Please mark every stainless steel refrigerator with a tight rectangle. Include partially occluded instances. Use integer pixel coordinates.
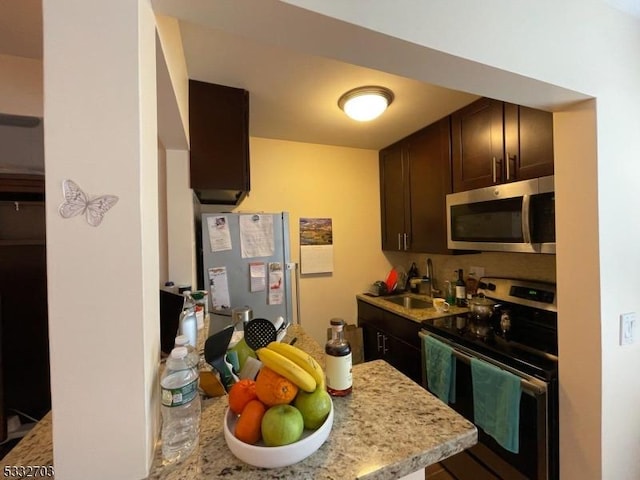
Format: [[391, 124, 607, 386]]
[[199, 212, 294, 326]]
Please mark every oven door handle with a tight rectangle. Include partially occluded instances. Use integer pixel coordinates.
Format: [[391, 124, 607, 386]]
[[420, 330, 548, 397]]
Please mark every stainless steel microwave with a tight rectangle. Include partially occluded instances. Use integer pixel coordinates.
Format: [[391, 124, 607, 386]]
[[446, 176, 555, 254]]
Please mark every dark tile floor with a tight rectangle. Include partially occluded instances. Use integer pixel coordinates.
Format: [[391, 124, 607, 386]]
[[0, 438, 20, 461]]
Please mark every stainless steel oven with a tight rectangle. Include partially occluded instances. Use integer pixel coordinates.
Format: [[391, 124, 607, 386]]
[[420, 278, 558, 480]]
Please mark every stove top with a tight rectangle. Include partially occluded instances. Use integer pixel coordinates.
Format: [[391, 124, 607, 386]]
[[421, 277, 558, 381]]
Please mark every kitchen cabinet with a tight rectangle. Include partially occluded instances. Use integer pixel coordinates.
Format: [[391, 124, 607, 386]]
[[189, 80, 250, 205], [357, 300, 422, 384], [379, 117, 452, 253], [451, 97, 554, 192], [0, 174, 44, 200]]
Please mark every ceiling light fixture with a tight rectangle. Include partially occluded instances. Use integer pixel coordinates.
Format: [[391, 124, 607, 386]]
[[338, 86, 394, 122]]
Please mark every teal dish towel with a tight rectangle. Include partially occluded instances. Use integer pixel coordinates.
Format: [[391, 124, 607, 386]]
[[470, 358, 522, 453], [424, 336, 456, 404]]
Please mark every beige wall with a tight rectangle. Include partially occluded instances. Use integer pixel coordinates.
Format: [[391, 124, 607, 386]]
[[0, 54, 42, 117], [234, 137, 392, 346]]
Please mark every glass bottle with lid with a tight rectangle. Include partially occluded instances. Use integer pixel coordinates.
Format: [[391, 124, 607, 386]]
[[325, 318, 352, 397]]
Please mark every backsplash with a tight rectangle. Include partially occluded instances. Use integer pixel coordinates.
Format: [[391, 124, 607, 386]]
[[385, 251, 556, 291]]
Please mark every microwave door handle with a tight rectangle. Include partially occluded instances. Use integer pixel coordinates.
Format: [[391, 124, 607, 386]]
[[522, 194, 532, 244]]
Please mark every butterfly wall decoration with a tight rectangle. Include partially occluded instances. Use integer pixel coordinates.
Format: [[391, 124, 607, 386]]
[[58, 179, 119, 227]]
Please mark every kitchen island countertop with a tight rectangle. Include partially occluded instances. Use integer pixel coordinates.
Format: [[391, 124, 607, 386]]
[[1, 324, 476, 479]]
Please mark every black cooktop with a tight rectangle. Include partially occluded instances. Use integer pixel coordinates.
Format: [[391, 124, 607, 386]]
[[421, 277, 558, 381]]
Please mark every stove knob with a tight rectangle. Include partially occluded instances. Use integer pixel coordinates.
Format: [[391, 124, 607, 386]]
[[487, 282, 496, 291], [500, 311, 512, 334]]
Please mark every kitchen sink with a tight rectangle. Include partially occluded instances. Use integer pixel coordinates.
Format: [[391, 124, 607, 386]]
[[383, 295, 432, 309]]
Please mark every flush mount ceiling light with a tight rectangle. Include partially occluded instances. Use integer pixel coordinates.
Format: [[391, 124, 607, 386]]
[[338, 86, 394, 122]]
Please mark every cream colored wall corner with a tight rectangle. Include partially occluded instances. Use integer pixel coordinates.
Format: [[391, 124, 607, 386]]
[[166, 149, 196, 288], [158, 141, 169, 282], [235, 137, 392, 346]]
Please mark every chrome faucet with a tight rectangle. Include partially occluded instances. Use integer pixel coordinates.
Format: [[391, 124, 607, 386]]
[[425, 258, 441, 297]]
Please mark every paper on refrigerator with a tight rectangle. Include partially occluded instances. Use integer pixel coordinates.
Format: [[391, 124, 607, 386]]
[[206, 215, 232, 252], [250, 262, 266, 292], [239, 214, 275, 258], [268, 262, 284, 305], [208, 266, 231, 311]]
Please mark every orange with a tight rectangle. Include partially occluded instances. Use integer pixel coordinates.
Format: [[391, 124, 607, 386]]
[[235, 399, 266, 444], [255, 366, 299, 407], [228, 379, 258, 415]]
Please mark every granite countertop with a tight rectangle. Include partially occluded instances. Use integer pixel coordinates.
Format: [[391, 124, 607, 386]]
[[0, 323, 477, 479], [356, 292, 469, 325], [147, 324, 476, 479]]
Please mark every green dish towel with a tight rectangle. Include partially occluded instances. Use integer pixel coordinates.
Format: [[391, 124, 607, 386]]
[[424, 336, 456, 404], [470, 358, 522, 453]]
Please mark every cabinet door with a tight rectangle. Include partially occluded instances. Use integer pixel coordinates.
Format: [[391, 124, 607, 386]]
[[504, 103, 554, 182], [189, 80, 250, 203], [407, 117, 452, 253], [361, 323, 385, 362], [452, 98, 504, 192], [379, 143, 409, 251], [382, 334, 422, 384]]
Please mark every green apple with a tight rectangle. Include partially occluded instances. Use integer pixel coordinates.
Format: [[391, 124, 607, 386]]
[[261, 404, 304, 446], [294, 387, 332, 430]]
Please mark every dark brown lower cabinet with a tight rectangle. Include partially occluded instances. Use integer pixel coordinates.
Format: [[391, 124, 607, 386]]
[[357, 300, 422, 384]]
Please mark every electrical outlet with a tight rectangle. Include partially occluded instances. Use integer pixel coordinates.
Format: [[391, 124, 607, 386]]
[[469, 266, 485, 278], [620, 312, 636, 345]]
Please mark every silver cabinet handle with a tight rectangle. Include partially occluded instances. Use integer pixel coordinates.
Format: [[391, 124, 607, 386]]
[[506, 152, 511, 180], [382, 334, 389, 354], [492, 157, 497, 183], [376, 332, 384, 352], [403, 233, 408, 251], [397, 233, 402, 251]]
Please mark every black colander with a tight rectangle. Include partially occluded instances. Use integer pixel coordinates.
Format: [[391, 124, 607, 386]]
[[244, 318, 277, 351]]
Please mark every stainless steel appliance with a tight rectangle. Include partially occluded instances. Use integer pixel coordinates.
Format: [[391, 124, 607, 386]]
[[198, 212, 294, 325], [446, 176, 555, 254], [420, 277, 558, 480]]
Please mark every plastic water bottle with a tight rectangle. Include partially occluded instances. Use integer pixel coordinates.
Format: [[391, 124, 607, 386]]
[[174, 334, 201, 370], [161, 347, 201, 464], [179, 291, 198, 350]]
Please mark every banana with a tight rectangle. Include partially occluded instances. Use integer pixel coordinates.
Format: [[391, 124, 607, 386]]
[[256, 347, 317, 392], [266, 341, 325, 390]]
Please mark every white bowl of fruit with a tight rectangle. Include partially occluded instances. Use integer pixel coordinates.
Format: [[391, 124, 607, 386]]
[[223, 342, 333, 468]]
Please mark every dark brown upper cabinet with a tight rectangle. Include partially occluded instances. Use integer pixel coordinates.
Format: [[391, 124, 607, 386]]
[[451, 98, 554, 192], [380, 117, 452, 253], [189, 80, 250, 205]]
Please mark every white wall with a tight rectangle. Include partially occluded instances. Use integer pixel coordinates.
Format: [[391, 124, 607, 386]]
[[43, 1, 159, 478], [280, 2, 640, 478], [166, 148, 196, 288], [158, 140, 169, 282]]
